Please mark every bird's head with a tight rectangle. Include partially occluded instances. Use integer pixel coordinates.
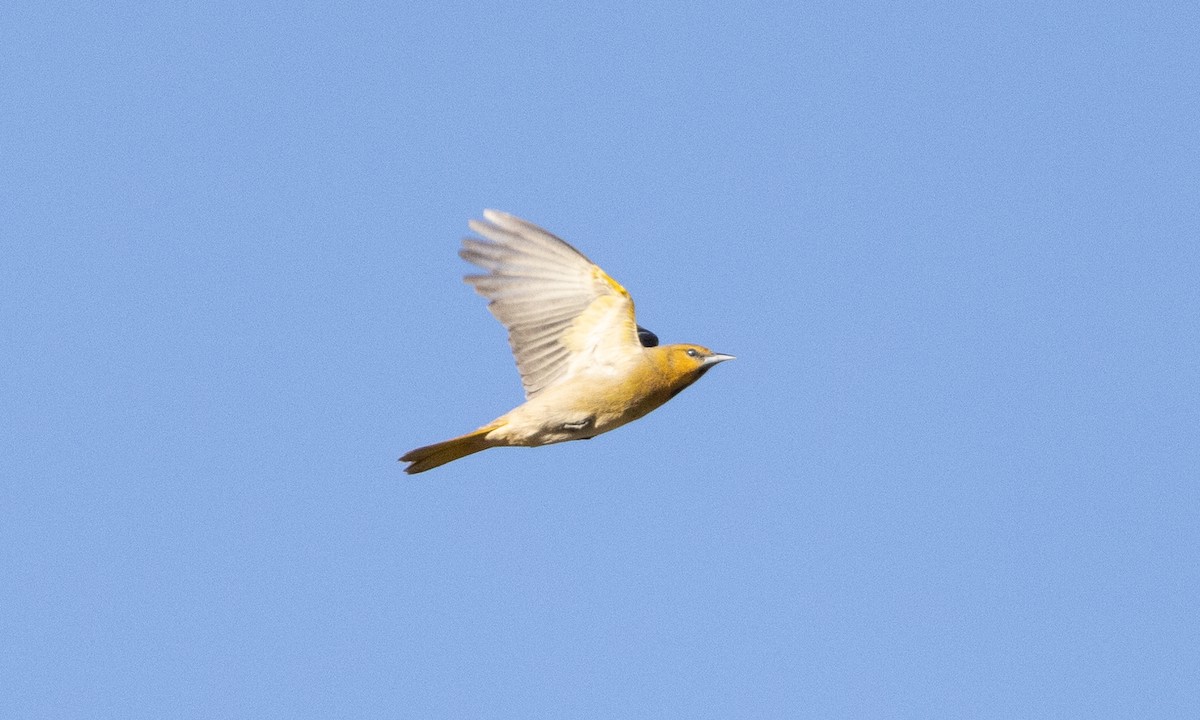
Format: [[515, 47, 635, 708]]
[[655, 344, 735, 395]]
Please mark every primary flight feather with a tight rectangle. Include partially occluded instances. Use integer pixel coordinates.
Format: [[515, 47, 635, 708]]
[[401, 210, 733, 474]]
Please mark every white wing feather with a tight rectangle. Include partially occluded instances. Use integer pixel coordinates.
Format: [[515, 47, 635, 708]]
[[460, 210, 642, 399]]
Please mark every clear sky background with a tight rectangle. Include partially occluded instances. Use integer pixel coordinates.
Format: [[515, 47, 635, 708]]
[[3, 1, 1198, 717]]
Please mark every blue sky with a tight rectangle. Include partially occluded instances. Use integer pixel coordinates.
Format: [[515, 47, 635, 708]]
[[4, 1, 1198, 717]]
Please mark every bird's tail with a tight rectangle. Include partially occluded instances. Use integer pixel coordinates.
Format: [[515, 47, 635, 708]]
[[400, 426, 498, 475]]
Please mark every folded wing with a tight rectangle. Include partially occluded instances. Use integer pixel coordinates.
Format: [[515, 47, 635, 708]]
[[460, 210, 642, 399]]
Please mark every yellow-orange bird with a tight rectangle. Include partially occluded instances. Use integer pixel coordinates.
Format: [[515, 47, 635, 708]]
[[400, 210, 734, 474]]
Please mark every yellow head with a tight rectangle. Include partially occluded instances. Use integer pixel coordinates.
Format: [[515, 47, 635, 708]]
[[651, 344, 736, 397]]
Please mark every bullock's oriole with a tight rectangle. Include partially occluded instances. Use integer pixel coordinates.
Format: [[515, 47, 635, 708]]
[[401, 211, 733, 474]]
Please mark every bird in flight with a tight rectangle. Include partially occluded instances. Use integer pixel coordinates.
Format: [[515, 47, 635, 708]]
[[400, 210, 734, 474]]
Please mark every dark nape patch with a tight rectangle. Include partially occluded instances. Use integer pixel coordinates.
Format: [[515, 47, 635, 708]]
[[637, 325, 659, 347]]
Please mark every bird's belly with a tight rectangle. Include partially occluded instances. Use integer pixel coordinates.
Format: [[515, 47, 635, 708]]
[[503, 408, 627, 446], [490, 374, 668, 447]]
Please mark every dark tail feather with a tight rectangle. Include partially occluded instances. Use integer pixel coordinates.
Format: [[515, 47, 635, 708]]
[[400, 428, 495, 475]]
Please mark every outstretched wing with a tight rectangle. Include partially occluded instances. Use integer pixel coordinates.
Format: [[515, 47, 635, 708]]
[[460, 210, 642, 399]]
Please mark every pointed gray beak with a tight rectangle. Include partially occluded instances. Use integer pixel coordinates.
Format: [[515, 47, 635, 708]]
[[703, 353, 736, 365]]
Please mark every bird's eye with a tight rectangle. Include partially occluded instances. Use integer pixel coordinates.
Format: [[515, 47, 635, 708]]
[[686, 348, 699, 358]]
